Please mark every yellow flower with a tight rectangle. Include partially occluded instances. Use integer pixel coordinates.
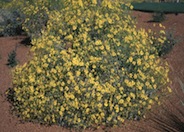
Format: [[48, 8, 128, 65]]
[[29, 86, 34, 93], [133, 74, 137, 79], [147, 105, 151, 109], [107, 17, 112, 24], [59, 29, 62, 34], [116, 95, 121, 100], [137, 111, 141, 115], [47, 40, 53, 45], [43, 63, 48, 68], [117, 116, 124, 122], [29, 75, 35, 83], [118, 99, 124, 104], [51, 68, 57, 74], [86, 108, 90, 114], [59, 111, 63, 116], [149, 99, 153, 104], [99, 45, 104, 50], [104, 100, 108, 107], [114, 105, 119, 113], [129, 57, 133, 62], [53, 100, 57, 106], [153, 84, 157, 89], [64, 34, 73, 40], [107, 34, 113, 38], [97, 103, 102, 108], [167, 87, 172, 93], [126, 97, 131, 102], [92, 64, 96, 69], [95, 40, 102, 45], [50, 80, 56, 87], [72, 25, 77, 30], [130, 92, 135, 99], [36, 67, 42, 73], [100, 112, 105, 117], [137, 58, 141, 66], [92, 0, 97, 5], [78, 0, 83, 7], [76, 71, 81, 76], [72, 57, 80, 66], [130, 5, 133, 10], [160, 30, 165, 34], [107, 116, 112, 121]]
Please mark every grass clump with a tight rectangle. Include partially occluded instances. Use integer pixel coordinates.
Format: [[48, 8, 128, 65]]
[[9, 0, 171, 129], [149, 77, 184, 132]]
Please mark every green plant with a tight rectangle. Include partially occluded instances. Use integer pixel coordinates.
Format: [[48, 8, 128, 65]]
[[0, 9, 23, 36], [21, 0, 49, 38], [2, 0, 66, 38], [152, 12, 165, 22], [9, 0, 171, 129], [7, 49, 18, 67], [160, 31, 178, 56], [151, 28, 178, 57]]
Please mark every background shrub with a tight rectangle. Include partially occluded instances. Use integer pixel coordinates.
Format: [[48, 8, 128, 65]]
[[0, 9, 23, 36], [151, 12, 165, 22], [150, 26, 178, 57], [21, 0, 49, 38], [10, 0, 171, 129], [1, 0, 65, 38], [159, 31, 178, 56]]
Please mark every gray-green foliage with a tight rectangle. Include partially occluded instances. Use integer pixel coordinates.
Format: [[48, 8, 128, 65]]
[[1, 0, 66, 37], [159, 31, 178, 56], [151, 30, 178, 57], [152, 12, 165, 22], [0, 9, 23, 36]]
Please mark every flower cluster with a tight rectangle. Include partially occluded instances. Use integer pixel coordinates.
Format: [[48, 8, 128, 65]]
[[11, 0, 171, 129]]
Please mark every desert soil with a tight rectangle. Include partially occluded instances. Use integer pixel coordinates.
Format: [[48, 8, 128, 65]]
[[0, 11, 184, 132]]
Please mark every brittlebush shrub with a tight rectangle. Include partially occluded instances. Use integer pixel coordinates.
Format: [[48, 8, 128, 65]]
[[11, 0, 171, 129]]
